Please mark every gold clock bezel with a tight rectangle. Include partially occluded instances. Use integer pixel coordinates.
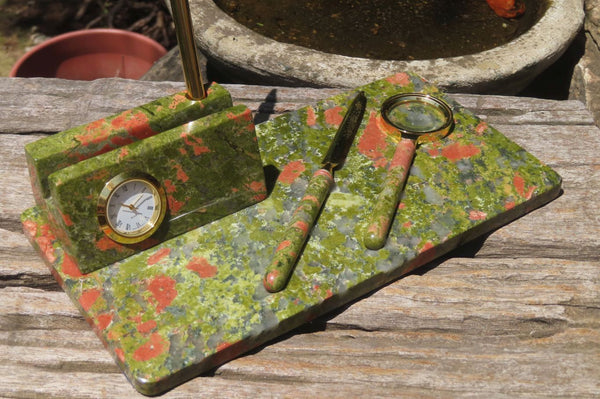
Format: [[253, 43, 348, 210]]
[[97, 172, 167, 244]]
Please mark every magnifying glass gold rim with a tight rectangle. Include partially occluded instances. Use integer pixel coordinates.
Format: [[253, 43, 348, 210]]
[[381, 93, 454, 141]]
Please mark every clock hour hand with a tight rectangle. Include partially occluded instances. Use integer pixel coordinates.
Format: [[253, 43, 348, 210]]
[[120, 203, 142, 215], [122, 191, 146, 211]]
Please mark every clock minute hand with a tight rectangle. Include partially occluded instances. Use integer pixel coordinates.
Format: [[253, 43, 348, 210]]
[[130, 193, 146, 209], [136, 195, 151, 208]]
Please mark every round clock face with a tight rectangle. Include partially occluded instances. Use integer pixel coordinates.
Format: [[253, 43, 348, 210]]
[[98, 172, 167, 244]]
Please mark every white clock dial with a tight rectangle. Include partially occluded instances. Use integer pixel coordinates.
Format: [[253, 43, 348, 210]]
[[98, 173, 167, 244], [107, 179, 158, 234]]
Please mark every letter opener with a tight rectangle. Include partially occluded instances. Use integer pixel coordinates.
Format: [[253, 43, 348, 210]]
[[263, 91, 367, 292]]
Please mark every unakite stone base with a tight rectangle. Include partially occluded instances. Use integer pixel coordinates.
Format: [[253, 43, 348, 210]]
[[21, 73, 561, 396]]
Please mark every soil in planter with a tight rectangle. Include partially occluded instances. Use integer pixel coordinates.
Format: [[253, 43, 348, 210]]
[[214, 0, 545, 60]]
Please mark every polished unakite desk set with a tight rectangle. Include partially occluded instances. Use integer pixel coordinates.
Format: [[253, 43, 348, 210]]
[[22, 72, 561, 395]]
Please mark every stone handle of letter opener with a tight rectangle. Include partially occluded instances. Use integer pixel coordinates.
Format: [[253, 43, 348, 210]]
[[364, 138, 417, 250], [263, 169, 334, 292]]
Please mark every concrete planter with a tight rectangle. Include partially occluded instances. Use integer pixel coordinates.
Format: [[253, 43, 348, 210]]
[[190, 0, 584, 93]]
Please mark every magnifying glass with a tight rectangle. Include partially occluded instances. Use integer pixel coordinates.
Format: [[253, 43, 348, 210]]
[[363, 93, 454, 250]]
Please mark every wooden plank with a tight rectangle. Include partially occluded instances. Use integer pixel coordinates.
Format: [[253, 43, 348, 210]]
[[0, 78, 340, 134], [1, 257, 598, 397], [0, 78, 598, 397], [1, 78, 596, 134]]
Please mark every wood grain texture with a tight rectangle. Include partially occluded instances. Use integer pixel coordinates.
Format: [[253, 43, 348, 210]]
[[1, 78, 599, 398]]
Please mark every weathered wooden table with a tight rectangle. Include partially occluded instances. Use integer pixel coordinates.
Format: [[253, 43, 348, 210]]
[[1, 78, 599, 398]]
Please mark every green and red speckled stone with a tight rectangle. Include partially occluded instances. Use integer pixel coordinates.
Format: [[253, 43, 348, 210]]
[[21, 72, 561, 395], [25, 82, 232, 204], [264, 168, 334, 292], [44, 104, 266, 274], [364, 137, 417, 249]]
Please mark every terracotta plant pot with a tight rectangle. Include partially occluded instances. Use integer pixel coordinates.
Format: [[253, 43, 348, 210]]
[[10, 29, 167, 80]]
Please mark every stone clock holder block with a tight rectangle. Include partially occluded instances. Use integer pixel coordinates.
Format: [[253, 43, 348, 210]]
[[21, 73, 562, 395], [46, 105, 266, 273], [24, 85, 267, 273]]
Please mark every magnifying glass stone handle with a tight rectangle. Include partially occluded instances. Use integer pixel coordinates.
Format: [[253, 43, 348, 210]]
[[263, 169, 334, 293], [364, 139, 417, 250]]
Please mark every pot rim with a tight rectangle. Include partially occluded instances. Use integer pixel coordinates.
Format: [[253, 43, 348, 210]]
[[10, 28, 167, 78]]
